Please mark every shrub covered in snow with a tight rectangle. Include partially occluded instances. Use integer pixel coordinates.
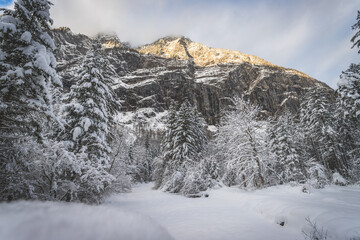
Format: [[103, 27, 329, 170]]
[[331, 172, 347, 186]]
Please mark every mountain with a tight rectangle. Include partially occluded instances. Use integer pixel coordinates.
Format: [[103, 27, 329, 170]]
[[138, 36, 310, 78], [51, 28, 333, 130]]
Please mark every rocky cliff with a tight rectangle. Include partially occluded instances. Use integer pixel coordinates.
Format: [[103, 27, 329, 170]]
[[52, 28, 332, 129]]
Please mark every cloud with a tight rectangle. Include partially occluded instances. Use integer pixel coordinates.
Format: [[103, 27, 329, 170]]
[[49, 0, 360, 88]]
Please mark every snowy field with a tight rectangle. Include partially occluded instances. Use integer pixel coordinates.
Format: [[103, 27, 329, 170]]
[[106, 183, 360, 240], [0, 199, 173, 240], [1, 183, 360, 240]]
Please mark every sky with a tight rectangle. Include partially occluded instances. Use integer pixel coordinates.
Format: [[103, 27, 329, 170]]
[[2, 0, 360, 89]]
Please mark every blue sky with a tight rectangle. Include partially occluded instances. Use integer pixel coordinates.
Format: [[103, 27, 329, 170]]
[[0, 0, 12, 5], [2, 0, 359, 89]]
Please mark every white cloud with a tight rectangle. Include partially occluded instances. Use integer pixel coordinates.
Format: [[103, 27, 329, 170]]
[[49, 0, 360, 89]]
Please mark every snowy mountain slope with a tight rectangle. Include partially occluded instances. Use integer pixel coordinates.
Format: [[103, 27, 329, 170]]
[[52, 28, 334, 126], [106, 183, 360, 240]]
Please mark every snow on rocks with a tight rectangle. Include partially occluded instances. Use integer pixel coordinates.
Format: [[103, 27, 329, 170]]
[[115, 108, 168, 132], [0, 201, 173, 240]]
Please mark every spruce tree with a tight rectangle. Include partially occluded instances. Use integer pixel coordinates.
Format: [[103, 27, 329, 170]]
[[268, 112, 306, 183], [351, 10, 360, 53], [299, 87, 343, 174], [335, 11, 360, 181], [153, 103, 177, 189], [156, 100, 207, 193], [0, 0, 61, 200], [171, 100, 206, 171], [62, 42, 118, 202]]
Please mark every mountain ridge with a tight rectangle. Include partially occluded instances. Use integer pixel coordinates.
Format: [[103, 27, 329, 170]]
[[138, 36, 314, 80]]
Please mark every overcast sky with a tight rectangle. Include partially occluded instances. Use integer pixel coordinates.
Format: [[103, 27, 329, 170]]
[[2, 0, 360, 89]]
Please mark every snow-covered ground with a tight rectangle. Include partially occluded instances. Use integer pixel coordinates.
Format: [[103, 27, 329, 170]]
[[106, 183, 360, 240], [1, 184, 359, 240], [0, 200, 173, 240]]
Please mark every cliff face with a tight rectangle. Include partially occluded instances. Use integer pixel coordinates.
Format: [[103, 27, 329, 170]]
[[52, 28, 332, 127]]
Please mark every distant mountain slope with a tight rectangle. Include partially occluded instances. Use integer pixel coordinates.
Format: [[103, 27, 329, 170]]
[[51, 28, 333, 128]]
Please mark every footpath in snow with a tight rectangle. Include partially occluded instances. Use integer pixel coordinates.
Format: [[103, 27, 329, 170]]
[[106, 183, 360, 240]]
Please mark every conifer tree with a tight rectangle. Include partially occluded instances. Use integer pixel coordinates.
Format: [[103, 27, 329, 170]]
[[153, 103, 177, 189], [170, 100, 206, 171], [0, 0, 62, 200], [351, 10, 360, 53], [299, 87, 343, 175], [335, 11, 360, 180], [268, 112, 307, 183], [62, 42, 118, 202], [155, 100, 207, 193]]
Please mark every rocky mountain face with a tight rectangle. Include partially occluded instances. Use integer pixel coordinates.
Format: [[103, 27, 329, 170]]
[[52, 28, 332, 129]]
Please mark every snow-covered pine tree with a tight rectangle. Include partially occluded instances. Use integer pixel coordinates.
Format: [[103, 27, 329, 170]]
[[153, 103, 177, 189], [62, 42, 118, 202], [351, 10, 360, 53], [268, 112, 307, 184], [335, 11, 360, 181], [215, 98, 270, 189], [299, 87, 344, 178], [0, 0, 62, 200], [157, 100, 207, 193]]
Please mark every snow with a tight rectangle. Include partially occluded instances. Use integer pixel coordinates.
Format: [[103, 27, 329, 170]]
[[0, 201, 173, 240], [1, 184, 359, 240], [82, 117, 92, 132], [72, 126, 82, 140], [115, 108, 168, 132], [20, 31, 31, 43], [332, 172, 347, 186], [106, 183, 360, 240], [207, 125, 218, 133], [0, 22, 16, 34]]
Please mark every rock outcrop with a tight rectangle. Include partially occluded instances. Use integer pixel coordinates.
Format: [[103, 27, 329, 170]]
[[52, 28, 332, 127]]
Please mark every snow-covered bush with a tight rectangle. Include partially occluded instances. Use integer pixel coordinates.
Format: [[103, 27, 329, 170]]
[[181, 158, 219, 196], [161, 171, 185, 193], [306, 161, 329, 189], [332, 172, 347, 186]]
